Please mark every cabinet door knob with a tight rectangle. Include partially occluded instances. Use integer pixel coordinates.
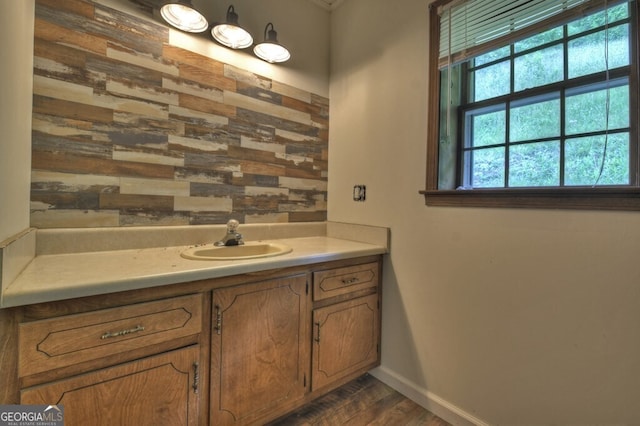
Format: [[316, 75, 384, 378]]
[[314, 322, 321, 342]]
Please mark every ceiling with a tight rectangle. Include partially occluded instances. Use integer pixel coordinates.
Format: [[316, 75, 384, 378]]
[[131, 0, 345, 13], [308, 0, 345, 11]]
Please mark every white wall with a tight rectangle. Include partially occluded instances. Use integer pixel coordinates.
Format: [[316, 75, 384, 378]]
[[0, 1, 34, 242], [329, 0, 640, 424]]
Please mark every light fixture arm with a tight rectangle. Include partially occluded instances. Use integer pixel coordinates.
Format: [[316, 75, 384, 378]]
[[264, 22, 277, 42], [225, 5, 239, 25]]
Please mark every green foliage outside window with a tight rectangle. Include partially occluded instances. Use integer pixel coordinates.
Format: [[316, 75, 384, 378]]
[[454, 3, 632, 189]]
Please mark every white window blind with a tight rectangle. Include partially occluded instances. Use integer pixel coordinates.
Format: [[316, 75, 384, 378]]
[[438, 0, 618, 67]]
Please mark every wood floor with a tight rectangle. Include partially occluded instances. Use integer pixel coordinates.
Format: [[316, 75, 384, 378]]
[[268, 374, 451, 426]]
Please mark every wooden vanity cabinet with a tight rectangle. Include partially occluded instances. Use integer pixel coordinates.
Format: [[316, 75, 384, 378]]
[[209, 274, 310, 426], [207, 257, 382, 425], [1, 255, 382, 426], [16, 294, 206, 426], [311, 261, 381, 392]]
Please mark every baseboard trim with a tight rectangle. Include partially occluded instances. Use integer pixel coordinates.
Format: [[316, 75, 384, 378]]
[[369, 366, 490, 426]]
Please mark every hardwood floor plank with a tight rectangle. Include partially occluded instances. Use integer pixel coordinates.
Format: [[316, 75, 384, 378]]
[[270, 374, 451, 426], [369, 397, 428, 425], [314, 379, 397, 426], [341, 391, 406, 425], [404, 410, 450, 426], [269, 375, 383, 425]]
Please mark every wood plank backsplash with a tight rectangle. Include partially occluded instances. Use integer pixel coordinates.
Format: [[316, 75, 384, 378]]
[[30, 0, 328, 228]]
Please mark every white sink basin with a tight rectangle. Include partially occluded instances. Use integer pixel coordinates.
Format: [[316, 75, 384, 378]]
[[181, 242, 292, 261]]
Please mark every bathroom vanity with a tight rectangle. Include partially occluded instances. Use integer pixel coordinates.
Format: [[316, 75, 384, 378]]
[[0, 223, 387, 426]]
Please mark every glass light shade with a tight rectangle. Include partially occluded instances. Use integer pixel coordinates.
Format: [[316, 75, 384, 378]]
[[211, 6, 253, 49], [254, 23, 290, 63], [254, 42, 291, 63], [160, 2, 209, 33], [211, 24, 253, 49]]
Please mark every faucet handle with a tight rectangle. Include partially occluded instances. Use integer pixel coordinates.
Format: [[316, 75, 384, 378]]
[[226, 219, 239, 233]]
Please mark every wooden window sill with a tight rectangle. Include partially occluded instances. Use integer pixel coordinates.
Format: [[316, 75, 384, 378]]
[[420, 187, 640, 210]]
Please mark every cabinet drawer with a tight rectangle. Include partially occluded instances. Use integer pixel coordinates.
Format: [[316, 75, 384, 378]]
[[313, 262, 379, 301], [19, 294, 202, 378]]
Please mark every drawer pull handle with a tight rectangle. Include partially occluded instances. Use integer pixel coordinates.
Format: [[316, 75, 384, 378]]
[[314, 322, 321, 343], [341, 277, 359, 285], [101, 325, 145, 340]]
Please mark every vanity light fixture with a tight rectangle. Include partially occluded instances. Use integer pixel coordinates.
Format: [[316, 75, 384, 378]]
[[211, 5, 253, 49], [253, 23, 291, 63], [159, 0, 209, 33]]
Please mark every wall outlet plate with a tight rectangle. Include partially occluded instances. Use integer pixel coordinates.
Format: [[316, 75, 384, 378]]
[[353, 185, 366, 202]]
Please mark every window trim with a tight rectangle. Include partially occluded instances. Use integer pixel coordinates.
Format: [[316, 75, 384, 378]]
[[422, 0, 640, 210]]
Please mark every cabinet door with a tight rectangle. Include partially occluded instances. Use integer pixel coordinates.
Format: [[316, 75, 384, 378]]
[[21, 345, 201, 426], [312, 293, 380, 390], [211, 275, 310, 425]]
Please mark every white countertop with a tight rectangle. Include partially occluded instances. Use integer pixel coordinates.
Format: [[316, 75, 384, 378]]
[[1, 223, 389, 308]]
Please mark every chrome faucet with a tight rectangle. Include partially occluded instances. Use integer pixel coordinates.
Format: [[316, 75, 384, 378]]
[[214, 219, 244, 246]]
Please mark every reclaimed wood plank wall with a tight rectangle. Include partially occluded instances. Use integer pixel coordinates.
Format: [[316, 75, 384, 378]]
[[31, 0, 329, 228]]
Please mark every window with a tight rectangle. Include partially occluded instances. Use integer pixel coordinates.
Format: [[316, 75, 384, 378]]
[[423, 0, 640, 210]]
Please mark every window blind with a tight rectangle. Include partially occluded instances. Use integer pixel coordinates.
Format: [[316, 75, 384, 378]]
[[437, 0, 620, 67]]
